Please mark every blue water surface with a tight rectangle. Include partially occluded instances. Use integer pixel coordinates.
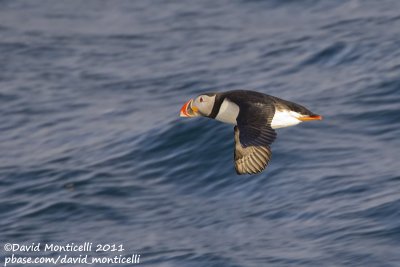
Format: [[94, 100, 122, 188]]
[[1, 0, 400, 266]]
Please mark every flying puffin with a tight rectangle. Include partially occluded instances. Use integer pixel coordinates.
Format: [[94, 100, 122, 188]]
[[180, 90, 322, 175]]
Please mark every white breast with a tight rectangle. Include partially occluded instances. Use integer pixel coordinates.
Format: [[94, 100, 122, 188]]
[[215, 99, 239, 125], [271, 110, 302, 129]]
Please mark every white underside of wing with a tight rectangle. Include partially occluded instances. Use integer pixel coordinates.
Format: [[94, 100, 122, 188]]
[[215, 99, 239, 125], [271, 110, 302, 129]]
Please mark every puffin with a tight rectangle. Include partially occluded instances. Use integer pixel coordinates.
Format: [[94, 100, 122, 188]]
[[180, 90, 322, 175]]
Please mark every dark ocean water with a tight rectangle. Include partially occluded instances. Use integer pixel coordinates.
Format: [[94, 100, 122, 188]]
[[1, 0, 400, 266]]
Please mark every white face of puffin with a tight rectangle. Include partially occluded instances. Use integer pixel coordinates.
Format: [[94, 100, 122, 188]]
[[193, 95, 216, 116], [180, 94, 216, 117]]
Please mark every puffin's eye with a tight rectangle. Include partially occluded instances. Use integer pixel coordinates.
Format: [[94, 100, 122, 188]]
[[200, 97, 204, 102]]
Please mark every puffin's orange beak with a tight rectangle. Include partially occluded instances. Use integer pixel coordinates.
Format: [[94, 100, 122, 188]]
[[180, 99, 200, 117], [298, 115, 323, 121]]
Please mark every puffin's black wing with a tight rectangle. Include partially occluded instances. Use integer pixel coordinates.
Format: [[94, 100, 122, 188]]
[[233, 102, 277, 175], [234, 126, 274, 174]]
